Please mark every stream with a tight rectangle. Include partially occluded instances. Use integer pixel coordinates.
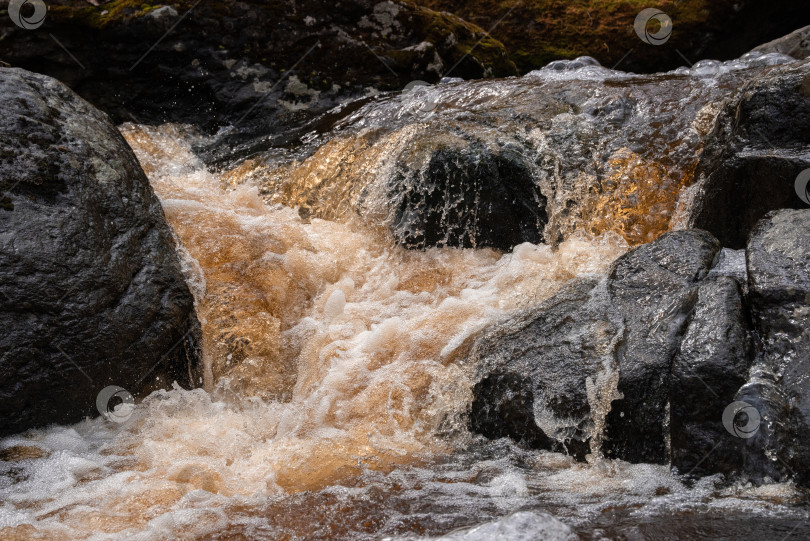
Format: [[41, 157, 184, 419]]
[[1, 54, 809, 540]]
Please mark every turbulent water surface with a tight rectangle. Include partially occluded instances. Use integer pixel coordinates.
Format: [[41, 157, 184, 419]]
[[2, 57, 810, 540]]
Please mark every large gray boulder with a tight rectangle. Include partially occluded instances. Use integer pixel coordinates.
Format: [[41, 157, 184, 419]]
[[0, 68, 201, 435]]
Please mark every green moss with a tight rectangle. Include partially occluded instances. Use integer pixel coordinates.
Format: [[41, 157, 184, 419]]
[[405, 0, 741, 73]]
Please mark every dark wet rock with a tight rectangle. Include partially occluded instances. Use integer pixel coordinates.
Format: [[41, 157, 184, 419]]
[[0, 0, 515, 145], [469, 372, 555, 450], [467, 230, 721, 462], [467, 217, 810, 486], [602, 230, 721, 463], [467, 276, 614, 460], [751, 25, 810, 60], [390, 143, 547, 250], [669, 276, 753, 477], [744, 209, 810, 485], [686, 62, 810, 248], [0, 68, 201, 436]]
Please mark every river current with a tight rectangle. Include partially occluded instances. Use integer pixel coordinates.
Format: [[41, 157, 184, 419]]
[[2, 54, 809, 540]]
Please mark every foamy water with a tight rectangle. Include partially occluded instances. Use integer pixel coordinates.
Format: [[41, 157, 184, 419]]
[[2, 100, 809, 537], [4, 51, 810, 539], [0, 125, 634, 539]]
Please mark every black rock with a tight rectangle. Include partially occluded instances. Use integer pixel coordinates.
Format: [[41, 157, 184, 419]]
[[602, 230, 721, 463], [0, 0, 517, 159], [467, 276, 616, 460], [744, 209, 810, 485], [687, 61, 810, 248], [390, 143, 547, 250], [469, 372, 556, 450], [467, 230, 721, 463], [669, 276, 754, 477], [0, 68, 201, 436]]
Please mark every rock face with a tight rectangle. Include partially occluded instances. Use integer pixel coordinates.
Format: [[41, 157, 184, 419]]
[[468, 276, 611, 460], [468, 215, 810, 485], [743, 209, 810, 485], [602, 231, 721, 463], [686, 61, 810, 248], [0, 68, 201, 436], [668, 276, 752, 477], [466, 230, 725, 463]]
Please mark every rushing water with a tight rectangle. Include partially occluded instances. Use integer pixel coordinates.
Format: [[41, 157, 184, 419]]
[[2, 55, 810, 540]]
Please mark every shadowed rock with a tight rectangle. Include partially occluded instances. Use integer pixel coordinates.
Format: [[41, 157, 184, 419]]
[[743, 209, 810, 485], [687, 62, 810, 248], [669, 276, 753, 477]]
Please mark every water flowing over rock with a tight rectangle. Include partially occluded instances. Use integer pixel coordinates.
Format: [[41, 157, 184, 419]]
[[467, 214, 810, 486], [685, 61, 810, 247], [413, 511, 579, 541], [0, 68, 201, 435], [227, 53, 809, 251]]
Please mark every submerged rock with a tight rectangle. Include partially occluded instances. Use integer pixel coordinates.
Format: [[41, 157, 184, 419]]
[[236, 45, 807, 251], [422, 511, 578, 541], [0, 68, 201, 435]]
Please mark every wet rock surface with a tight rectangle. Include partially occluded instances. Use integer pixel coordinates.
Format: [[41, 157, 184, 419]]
[[669, 276, 753, 477], [0, 68, 201, 435], [466, 221, 809, 486], [390, 143, 547, 249], [232, 48, 808, 251], [752, 25, 810, 60], [686, 61, 810, 248], [0, 0, 516, 142], [466, 230, 723, 464], [743, 209, 810, 485], [602, 230, 721, 463]]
